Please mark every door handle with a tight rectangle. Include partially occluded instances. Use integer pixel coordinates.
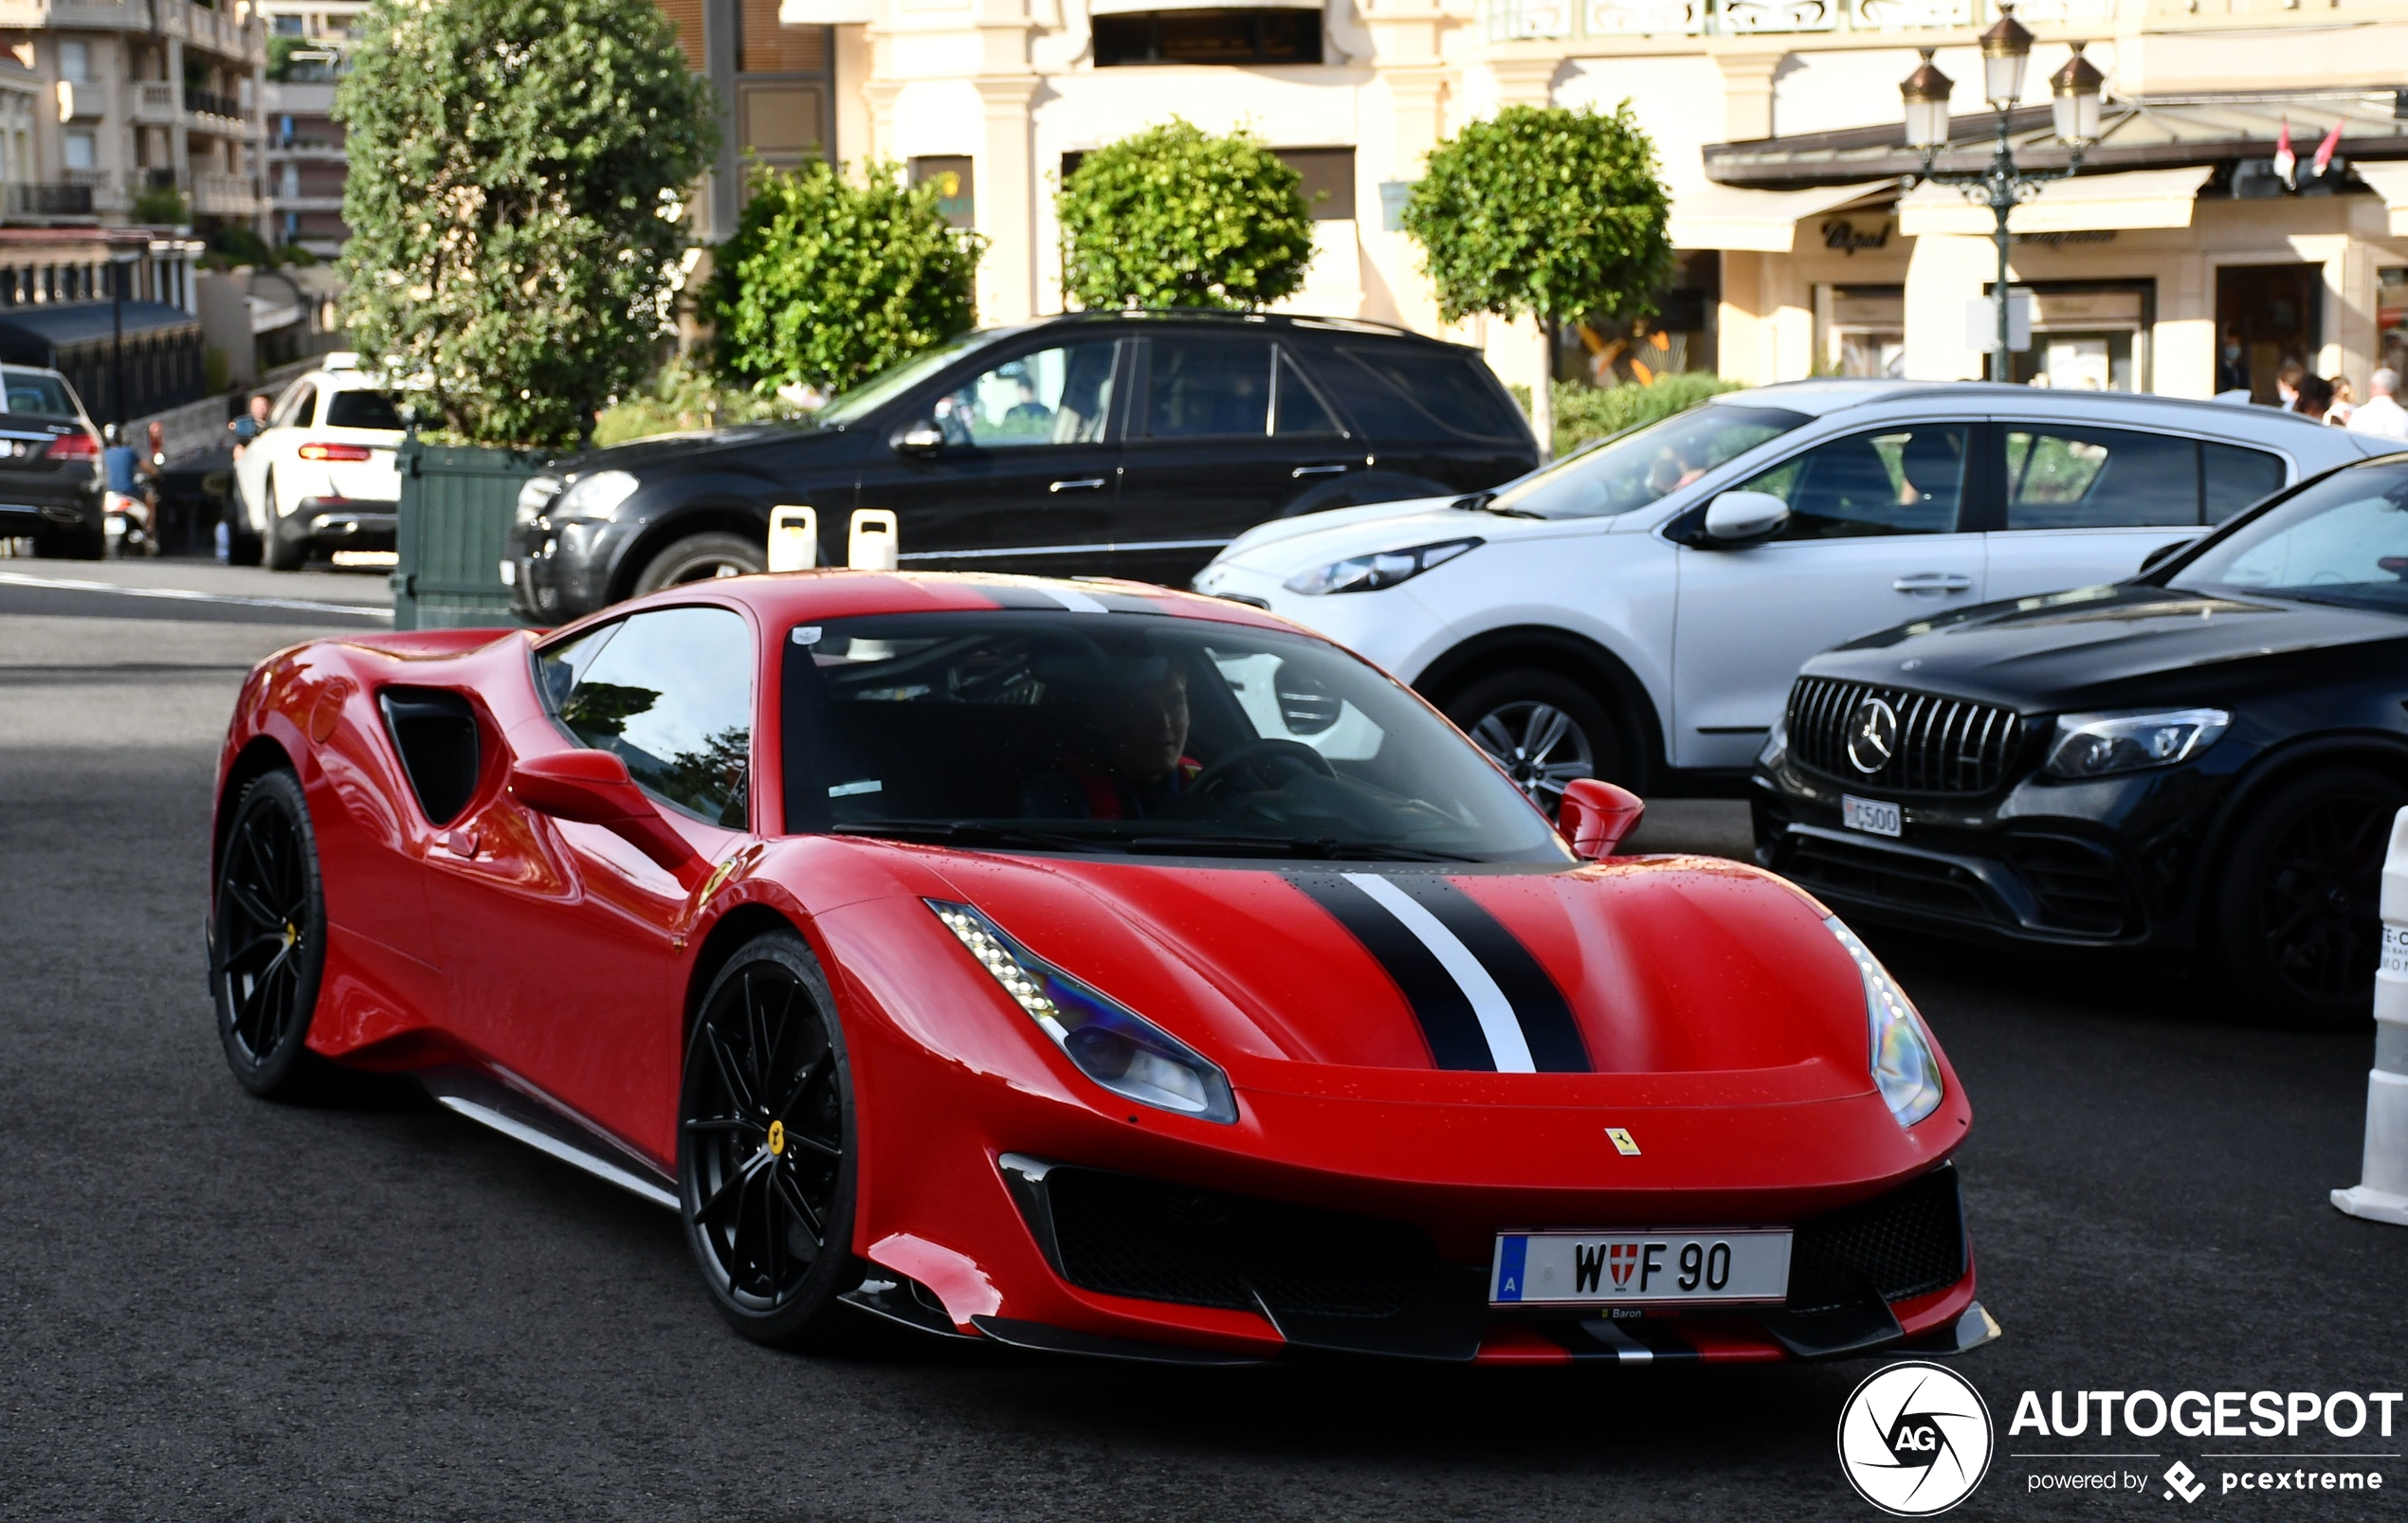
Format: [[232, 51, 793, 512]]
[[1291, 463, 1350, 478], [1892, 573, 1974, 593], [1049, 478, 1106, 493]]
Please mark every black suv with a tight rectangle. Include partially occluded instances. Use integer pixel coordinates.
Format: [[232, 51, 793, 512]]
[[508, 310, 1537, 619]]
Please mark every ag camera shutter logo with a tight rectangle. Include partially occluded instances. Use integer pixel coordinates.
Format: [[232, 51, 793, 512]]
[[1837, 1361, 1995, 1515]]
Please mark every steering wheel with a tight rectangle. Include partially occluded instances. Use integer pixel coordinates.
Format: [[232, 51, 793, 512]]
[[1186, 739, 1336, 799]]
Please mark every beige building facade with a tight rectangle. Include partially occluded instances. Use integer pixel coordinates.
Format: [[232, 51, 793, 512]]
[[769, 0, 2408, 402]]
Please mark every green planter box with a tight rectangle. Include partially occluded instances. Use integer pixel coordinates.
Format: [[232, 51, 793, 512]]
[[390, 439, 552, 631]]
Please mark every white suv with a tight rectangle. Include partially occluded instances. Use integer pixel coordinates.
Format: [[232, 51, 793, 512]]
[[233, 353, 407, 571], [1193, 380, 2384, 803]]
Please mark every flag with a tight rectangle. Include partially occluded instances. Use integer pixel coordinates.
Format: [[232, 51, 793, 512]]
[[2311, 118, 2344, 179], [2273, 118, 2296, 189]]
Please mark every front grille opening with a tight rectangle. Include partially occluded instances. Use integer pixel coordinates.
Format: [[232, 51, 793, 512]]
[[1788, 677, 2026, 795], [1042, 1169, 1439, 1319], [1779, 834, 1998, 925], [1999, 835, 2129, 936], [1786, 1167, 1966, 1314]]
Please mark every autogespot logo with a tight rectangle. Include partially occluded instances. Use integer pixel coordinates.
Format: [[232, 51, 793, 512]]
[[1838, 1361, 1996, 1515]]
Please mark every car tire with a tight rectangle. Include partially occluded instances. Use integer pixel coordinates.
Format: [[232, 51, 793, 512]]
[[210, 770, 331, 1098], [633, 532, 766, 595], [263, 474, 306, 571], [2211, 764, 2408, 1029], [223, 494, 263, 567], [33, 526, 103, 560], [679, 929, 864, 1347], [1443, 668, 1632, 815]]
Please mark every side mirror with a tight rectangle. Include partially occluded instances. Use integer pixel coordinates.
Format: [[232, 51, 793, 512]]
[[1557, 777, 1646, 861], [509, 750, 710, 890], [895, 421, 943, 457], [1702, 490, 1790, 545]]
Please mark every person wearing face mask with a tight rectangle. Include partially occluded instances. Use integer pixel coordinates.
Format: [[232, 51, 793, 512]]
[[2216, 325, 2251, 395], [2275, 360, 2306, 411]]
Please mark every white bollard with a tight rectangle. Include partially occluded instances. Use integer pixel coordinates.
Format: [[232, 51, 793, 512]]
[[766, 505, 817, 572], [2332, 807, 2408, 1226], [848, 508, 899, 571]]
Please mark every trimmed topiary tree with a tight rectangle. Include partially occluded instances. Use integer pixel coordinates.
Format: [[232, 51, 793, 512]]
[[336, 0, 716, 449], [707, 159, 984, 399], [1056, 119, 1317, 311], [1402, 103, 1673, 459]]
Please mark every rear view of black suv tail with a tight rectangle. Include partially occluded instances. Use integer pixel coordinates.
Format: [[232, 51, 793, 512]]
[[507, 311, 1537, 621]]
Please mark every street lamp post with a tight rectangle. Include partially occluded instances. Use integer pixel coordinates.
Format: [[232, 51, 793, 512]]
[[1899, 9, 2103, 382], [109, 245, 141, 426]]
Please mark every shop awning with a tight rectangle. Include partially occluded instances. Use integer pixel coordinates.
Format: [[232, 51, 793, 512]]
[[1897, 165, 2214, 237], [2359, 163, 2408, 239], [1667, 180, 1891, 252], [777, 0, 875, 23]]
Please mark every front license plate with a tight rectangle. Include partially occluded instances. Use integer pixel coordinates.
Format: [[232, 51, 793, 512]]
[[1491, 1229, 1792, 1306], [1842, 794, 1902, 838]]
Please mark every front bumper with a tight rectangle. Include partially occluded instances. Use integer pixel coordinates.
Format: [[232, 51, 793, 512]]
[[1749, 757, 2204, 950], [506, 517, 623, 622]]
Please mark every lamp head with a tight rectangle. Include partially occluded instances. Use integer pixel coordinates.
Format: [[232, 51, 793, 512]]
[[2050, 41, 2104, 146], [1900, 47, 1956, 151], [1979, 4, 2034, 110]]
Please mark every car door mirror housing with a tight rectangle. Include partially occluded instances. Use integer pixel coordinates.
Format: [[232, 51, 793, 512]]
[[1557, 777, 1646, 860], [1702, 490, 1791, 545], [895, 422, 943, 457], [510, 750, 711, 889]]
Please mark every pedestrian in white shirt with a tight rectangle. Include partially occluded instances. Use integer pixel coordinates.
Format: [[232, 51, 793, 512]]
[[2347, 368, 2408, 440]]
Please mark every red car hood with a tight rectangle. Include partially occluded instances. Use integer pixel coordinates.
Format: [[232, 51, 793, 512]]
[[921, 851, 1886, 1105]]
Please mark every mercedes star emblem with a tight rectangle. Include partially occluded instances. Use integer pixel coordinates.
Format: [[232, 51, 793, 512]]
[[1846, 697, 1899, 774]]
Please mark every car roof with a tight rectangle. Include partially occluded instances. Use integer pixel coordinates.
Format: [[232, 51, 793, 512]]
[[958, 307, 1482, 355], [544, 571, 1305, 645], [1714, 377, 2353, 438]]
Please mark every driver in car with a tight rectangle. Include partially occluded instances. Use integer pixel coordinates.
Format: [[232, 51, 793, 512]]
[[1022, 656, 1202, 820]]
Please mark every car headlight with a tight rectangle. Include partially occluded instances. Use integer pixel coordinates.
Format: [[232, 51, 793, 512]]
[[1758, 712, 1788, 771], [1826, 916, 1943, 1129], [515, 474, 562, 527], [1282, 536, 1481, 596], [551, 469, 638, 522], [928, 900, 1238, 1124], [2042, 708, 2228, 780]]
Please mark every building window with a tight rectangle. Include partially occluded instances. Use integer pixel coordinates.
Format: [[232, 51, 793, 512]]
[[1092, 9, 1324, 65], [1277, 148, 1353, 220], [274, 14, 304, 33], [2006, 281, 2153, 393], [1558, 249, 1721, 386], [63, 129, 96, 171], [910, 156, 976, 229], [1815, 284, 1905, 378], [57, 39, 90, 83]]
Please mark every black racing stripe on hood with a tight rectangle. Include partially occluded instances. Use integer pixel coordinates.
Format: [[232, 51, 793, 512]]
[[1289, 873, 1494, 1071], [1389, 876, 1591, 1074]]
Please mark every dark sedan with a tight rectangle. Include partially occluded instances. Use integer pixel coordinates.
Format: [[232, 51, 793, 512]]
[[0, 366, 104, 558], [1751, 452, 2408, 1027], [506, 309, 1537, 621]]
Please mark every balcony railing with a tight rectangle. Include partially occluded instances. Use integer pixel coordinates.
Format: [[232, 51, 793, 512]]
[[0, 183, 96, 217], [185, 86, 248, 121], [192, 172, 261, 214], [1487, 0, 2108, 39], [133, 81, 178, 124]]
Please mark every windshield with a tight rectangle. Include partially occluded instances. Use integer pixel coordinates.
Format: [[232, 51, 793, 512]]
[[1480, 402, 1810, 519], [2168, 464, 2408, 615], [781, 612, 1569, 862], [814, 332, 1007, 427]]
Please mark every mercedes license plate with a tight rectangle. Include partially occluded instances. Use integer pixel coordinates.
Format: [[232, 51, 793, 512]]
[[1489, 1229, 1792, 1307], [1842, 794, 1902, 838]]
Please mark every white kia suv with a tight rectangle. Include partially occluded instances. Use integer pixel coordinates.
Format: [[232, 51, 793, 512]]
[[233, 353, 407, 571], [1192, 380, 2383, 803]]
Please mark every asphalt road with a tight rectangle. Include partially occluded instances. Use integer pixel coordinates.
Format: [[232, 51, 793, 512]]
[[2, 560, 2402, 1522]]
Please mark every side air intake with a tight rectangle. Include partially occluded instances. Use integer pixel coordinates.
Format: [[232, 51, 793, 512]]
[[379, 687, 482, 826]]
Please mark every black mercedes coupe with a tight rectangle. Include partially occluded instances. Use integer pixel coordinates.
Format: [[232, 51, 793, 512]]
[[1751, 451, 2408, 1027]]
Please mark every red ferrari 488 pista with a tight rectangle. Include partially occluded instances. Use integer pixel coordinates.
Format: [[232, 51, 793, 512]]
[[207, 572, 1997, 1365]]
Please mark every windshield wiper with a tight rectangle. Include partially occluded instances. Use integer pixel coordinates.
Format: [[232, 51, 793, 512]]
[[1452, 492, 1544, 519], [830, 820, 1104, 853]]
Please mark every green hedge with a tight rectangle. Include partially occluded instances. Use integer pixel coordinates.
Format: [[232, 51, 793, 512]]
[[1514, 373, 1740, 458]]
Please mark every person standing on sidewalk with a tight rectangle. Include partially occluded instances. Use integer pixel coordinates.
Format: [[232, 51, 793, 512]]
[[2349, 368, 2408, 441]]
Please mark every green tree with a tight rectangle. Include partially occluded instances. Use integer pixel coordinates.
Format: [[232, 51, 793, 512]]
[[706, 159, 983, 398], [1402, 103, 1673, 459], [335, 0, 715, 448], [1056, 119, 1316, 311]]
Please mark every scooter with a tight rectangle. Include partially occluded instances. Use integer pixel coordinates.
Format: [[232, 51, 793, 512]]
[[102, 490, 158, 557]]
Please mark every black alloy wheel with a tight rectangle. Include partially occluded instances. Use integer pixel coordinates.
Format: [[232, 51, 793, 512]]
[[679, 930, 861, 1345], [211, 771, 329, 1097], [634, 532, 767, 596], [2215, 765, 2408, 1029], [1444, 669, 1627, 817]]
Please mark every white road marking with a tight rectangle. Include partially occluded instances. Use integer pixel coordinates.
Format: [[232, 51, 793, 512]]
[[0, 570, 392, 619]]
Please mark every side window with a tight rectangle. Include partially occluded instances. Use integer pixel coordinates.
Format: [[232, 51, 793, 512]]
[[930, 342, 1118, 448], [1739, 424, 1971, 539], [2203, 442, 2288, 524], [1271, 349, 1343, 436], [538, 607, 756, 827], [269, 381, 314, 429], [1327, 344, 1526, 442], [2006, 426, 2200, 530], [1144, 335, 1273, 439]]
